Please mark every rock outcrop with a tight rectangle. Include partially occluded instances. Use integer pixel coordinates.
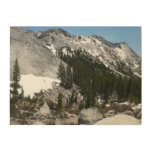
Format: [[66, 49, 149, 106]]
[[40, 103, 51, 115], [35, 28, 141, 78], [78, 108, 103, 125], [94, 114, 140, 125]]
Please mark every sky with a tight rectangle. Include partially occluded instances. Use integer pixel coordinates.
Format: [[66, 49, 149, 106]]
[[23, 26, 141, 55]]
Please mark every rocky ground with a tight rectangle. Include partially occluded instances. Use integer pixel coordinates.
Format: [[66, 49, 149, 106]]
[[10, 101, 141, 125]]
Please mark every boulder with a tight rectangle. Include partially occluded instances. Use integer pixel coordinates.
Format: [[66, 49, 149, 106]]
[[136, 112, 141, 119], [136, 111, 141, 119], [132, 104, 142, 111], [133, 104, 142, 120], [94, 114, 140, 125], [78, 108, 103, 125], [122, 110, 134, 117], [104, 110, 115, 118], [40, 103, 51, 115]]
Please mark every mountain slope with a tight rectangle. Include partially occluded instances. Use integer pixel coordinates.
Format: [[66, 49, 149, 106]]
[[10, 27, 61, 79], [35, 29, 141, 77]]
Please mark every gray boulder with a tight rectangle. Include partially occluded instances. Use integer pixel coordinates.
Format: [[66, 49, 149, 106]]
[[135, 110, 141, 119], [40, 103, 51, 115], [78, 108, 103, 125], [136, 111, 142, 119], [133, 105, 142, 119]]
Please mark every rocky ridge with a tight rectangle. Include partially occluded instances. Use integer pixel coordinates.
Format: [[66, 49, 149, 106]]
[[35, 28, 141, 78]]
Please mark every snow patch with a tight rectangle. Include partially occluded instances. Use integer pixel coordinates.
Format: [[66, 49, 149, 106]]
[[62, 48, 68, 55], [99, 57, 103, 62], [20, 74, 60, 97], [47, 44, 56, 55], [114, 48, 126, 60]]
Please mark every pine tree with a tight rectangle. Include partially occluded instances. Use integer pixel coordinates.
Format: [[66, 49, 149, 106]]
[[57, 93, 63, 112], [11, 58, 20, 103], [67, 90, 77, 106], [57, 62, 66, 87], [65, 65, 73, 89]]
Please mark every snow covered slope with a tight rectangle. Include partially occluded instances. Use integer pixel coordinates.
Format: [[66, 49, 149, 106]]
[[20, 74, 60, 97], [35, 29, 141, 77]]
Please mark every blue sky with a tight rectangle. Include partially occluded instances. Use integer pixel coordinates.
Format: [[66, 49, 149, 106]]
[[23, 26, 141, 55]]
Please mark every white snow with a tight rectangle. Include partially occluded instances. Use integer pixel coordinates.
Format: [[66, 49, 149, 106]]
[[87, 49, 93, 55], [62, 48, 68, 55], [133, 61, 138, 69], [93, 50, 100, 56], [20, 74, 60, 97], [133, 72, 141, 78], [91, 37, 101, 45], [99, 57, 103, 62], [86, 49, 100, 57], [114, 47, 126, 60], [47, 44, 56, 55]]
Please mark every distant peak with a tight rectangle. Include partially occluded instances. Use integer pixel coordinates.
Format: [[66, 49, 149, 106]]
[[119, 42, 129, 47], [44, 28, 71, 38]]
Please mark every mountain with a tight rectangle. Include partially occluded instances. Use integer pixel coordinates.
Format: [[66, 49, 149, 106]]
[[34, 28, 141, 77], [10, 27, 141, 98], [10, 27, 61, 79], [10, 27, 142, 125]]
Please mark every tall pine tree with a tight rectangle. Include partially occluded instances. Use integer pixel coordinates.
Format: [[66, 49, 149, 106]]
[[65, 65, 73, 89], [57, 62, 66, 87], [57, 93, 63, 112], [11, 58, 20, 103]]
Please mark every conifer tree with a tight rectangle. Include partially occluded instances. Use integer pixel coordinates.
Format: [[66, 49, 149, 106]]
[[11, 58, 20, 103], [65, 65, 73, 89], [57, 93, 63, 111], [57, 62, 66, 87], [67, 90, 77, 106]]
